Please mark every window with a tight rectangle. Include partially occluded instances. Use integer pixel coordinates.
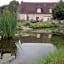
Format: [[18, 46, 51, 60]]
[[49, 9, 52, 13], [37, 8, 41, 13]]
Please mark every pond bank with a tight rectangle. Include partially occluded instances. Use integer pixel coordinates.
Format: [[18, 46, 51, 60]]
[[33, 47, 64, 64]]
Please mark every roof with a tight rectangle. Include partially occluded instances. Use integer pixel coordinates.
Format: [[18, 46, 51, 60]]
[[18, 2, 57, 14]]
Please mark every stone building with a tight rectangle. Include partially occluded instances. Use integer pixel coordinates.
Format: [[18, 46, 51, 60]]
[[17, 2, 56, 21]]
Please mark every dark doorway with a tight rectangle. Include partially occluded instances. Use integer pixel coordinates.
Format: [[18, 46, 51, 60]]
[[36, 17, 39, 22], [27, 16, 29, 21]]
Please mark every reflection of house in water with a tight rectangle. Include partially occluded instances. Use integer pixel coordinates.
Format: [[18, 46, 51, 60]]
[[0, 39, 17, 59], [18, 33, 52, 43]]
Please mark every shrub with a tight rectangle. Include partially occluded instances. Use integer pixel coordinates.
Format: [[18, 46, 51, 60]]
[[0, 9, 17, 39], [24, 22, 30, 26], [29, 22, 56, 29], [52, 2, 64, 20]]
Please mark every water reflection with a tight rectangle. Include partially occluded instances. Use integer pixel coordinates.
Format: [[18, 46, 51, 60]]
[[17, 33, 51, 43], [0, 39, 17, 59]]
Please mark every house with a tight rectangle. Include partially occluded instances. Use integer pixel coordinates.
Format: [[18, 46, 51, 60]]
[[17, 2, 57, 21]]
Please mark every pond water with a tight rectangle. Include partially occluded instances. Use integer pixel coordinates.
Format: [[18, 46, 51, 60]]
[[3, 42, 56, 64]]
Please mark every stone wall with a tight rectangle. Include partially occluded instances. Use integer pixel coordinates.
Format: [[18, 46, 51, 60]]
[[17, 13, 52, 21]]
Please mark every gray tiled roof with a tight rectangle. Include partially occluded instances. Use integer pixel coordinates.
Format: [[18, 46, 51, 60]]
[[18, 2, 57, 14]]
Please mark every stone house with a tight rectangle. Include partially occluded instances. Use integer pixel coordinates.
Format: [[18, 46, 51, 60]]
[[17, 2, 56, 21]]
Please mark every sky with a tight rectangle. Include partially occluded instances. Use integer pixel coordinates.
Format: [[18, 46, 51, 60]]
[[0, 0, 61, 6]]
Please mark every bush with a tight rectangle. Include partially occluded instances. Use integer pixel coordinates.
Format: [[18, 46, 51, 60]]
[[29, 22, 56, 29], [17, 22, 56, 29], [0, 9, 17, 39], [24, 22, 30, 26], [52, 2, 64, 20]]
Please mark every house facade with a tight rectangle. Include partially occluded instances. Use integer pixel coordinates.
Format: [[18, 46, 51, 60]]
[[17, 2, 56, 21]]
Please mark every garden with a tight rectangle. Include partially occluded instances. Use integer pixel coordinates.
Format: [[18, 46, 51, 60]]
[[0, 1, 64, 64]]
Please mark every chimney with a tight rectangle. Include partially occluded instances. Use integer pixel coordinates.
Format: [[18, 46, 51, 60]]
[[60, 0, 63, 2], [21, 1, 23, 3]]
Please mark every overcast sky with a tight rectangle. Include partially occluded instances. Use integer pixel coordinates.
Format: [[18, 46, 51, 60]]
[[0, 0, 61, 6]]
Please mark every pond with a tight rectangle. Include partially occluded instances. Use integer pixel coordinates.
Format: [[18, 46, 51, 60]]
[[1, 42, 56, 64], [0, 30, 64, 64]]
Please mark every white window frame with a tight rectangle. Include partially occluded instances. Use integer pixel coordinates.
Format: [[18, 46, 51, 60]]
[[49, 8, 52, 13], [37, 8, 41, 13]]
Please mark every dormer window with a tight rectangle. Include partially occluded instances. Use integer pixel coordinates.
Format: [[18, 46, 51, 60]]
[[49, 8, 52, 13], [37, 8, 41, 13]]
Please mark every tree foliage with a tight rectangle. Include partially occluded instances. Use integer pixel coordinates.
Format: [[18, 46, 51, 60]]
[[0, 0, 19, 14], [8, 0, 19, 13], [0, 5, 8, 14], [52, 2, 64, 20], [0, 9, 17, 39]]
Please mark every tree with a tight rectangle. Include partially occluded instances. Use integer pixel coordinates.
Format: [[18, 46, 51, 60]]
[[0, 0, 19, 14], [0, 5, 8, 14], [0, 8, 17, 39], [8, 0, 19, 13], [52, 2, 64, 20]]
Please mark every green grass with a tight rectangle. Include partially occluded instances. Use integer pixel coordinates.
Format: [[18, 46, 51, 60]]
[[33, 47, 64, 64]]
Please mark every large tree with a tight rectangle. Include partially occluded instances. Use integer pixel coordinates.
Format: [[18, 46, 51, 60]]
[[0, 8, 17, 39], [0, 5, 8, 14], [0, 0, 19, 14], [52, 2, 64, 20], [8, 0, 19, 13]]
